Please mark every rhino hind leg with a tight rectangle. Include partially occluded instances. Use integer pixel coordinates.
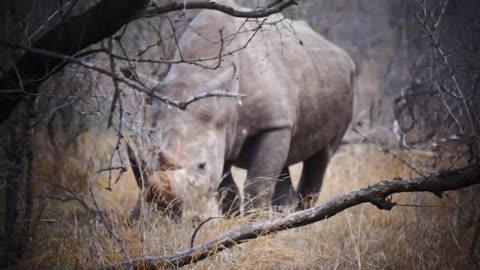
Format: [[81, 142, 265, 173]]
[[271, 166, 299, 212], [296, 148, 330, 210], [217, 165, 241, 217], [243, 129, 291, 212]]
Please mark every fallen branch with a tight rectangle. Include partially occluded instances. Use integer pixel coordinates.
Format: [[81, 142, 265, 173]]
[[98, 164, 480, 270]]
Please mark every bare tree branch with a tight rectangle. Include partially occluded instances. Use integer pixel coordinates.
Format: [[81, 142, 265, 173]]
[[143, 0, 297, 19], [416, 1, 479, 136], [88, 167, 132, 264], [0, 0, 151, 123], [0, 42, 246, 110], [98, 164, 480, 270], [106, 38, 122, 129], [0, 0, 297, 124], [33, 178, 96, 212]]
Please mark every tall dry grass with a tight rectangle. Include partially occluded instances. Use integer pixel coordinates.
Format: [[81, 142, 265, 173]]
[[14, 131, 480, 269]]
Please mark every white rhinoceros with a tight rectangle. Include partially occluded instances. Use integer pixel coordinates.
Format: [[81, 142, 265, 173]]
[[127, 0, 355, 218]]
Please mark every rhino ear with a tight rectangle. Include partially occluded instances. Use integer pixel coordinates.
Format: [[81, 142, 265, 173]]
[[203, 64, 237, 91]]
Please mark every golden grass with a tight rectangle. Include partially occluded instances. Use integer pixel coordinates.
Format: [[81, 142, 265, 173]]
[[15, 131, 480, 269]]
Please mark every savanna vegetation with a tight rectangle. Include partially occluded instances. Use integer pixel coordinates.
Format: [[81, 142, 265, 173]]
[[0, 0, 479, 269]]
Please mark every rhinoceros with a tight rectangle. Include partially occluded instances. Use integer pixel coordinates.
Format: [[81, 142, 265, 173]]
[[127, 0, 355, 218]]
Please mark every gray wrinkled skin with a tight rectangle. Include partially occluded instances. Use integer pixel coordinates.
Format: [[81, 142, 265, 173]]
[[130, 0, 355, 217]]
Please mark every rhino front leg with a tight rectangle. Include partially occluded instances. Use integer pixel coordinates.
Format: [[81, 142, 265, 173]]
[[243, 129, 291, 212], [296, 148, 329, 210], [217, 164, 241, 217]]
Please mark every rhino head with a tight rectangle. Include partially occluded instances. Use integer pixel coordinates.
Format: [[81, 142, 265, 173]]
[[127, 65, 238, 218]]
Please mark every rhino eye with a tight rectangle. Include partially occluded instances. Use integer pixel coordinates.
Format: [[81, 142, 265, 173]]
[[198, 163, 206, 170]]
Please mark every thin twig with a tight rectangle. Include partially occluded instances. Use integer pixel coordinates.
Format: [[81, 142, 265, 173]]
[[88, 167, 132, 264], [0, 41, 246, 110], [352, 128, 427, 177], [190, 216, 226, 248]]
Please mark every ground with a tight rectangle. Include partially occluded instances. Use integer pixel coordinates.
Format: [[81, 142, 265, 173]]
[[15, 131, 480, 269]]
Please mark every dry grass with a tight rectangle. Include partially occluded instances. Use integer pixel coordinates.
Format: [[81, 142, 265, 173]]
[[14, 131, 480, 269]]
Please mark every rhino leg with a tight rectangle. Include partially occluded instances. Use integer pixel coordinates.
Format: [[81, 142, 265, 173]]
[[217, 165, 241, 217], [271, 166, 298, 211], [296, 148, 329, 210], [243, 129, 291, 212]]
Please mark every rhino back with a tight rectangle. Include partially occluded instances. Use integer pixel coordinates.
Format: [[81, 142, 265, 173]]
[[234, 18, 355, 164], [166, 7, 355, 164]]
